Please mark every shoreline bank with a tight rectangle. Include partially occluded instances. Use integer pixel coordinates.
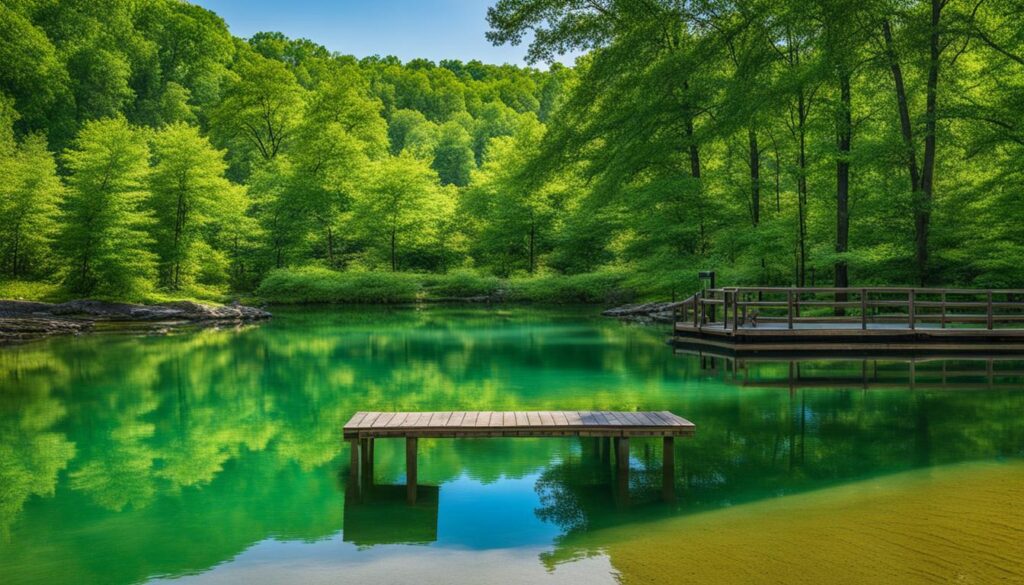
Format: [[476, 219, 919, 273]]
[[0, 300, 271, 344]]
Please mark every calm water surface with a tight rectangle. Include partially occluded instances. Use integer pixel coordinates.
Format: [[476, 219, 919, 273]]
[[1, 307, 1022, 584]]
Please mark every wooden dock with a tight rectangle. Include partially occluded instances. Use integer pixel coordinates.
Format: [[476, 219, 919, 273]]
[[343, 411, 695, 503], [673, 286, 1024, 354]]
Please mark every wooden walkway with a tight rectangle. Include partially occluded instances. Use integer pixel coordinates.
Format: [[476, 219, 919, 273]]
[[343, 411, 695, 503]]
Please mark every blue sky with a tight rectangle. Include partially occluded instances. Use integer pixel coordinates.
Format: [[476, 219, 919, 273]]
[[192, 0, 575, 67]]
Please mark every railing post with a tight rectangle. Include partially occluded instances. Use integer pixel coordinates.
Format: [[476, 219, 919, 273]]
[[732, 290, 739, 332], [694, 292, 700, 328], [787, 290, 794, 330], [723, 290, 730, 331], [908, 289, 916, 330], [940, 291, 946, 329], [987, 291, 994, 330], [860, 288, 867, 330]]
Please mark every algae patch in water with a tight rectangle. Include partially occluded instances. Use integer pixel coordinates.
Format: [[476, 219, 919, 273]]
[[586, 461, 1024, 584]]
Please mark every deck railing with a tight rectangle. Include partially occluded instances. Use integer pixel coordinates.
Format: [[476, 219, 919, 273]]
[[680, 287, 1024, 333]]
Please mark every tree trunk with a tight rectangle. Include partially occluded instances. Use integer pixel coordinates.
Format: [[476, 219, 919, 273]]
[[835, 70, 852, 314], [749, 127, 760, 226], [528, 222, 536, 274], [883, 18, 929, 283], [326, 226, 335, 267], [10, 222, 20, 278], [796, 90, 808, 288], [918, 0, 943, 285], [685, 114, 705, 253], [172, 190, 186, 290], [390, 228, 397, 272]]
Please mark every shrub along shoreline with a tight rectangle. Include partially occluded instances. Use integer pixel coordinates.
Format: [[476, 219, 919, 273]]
[[254, 267, 640, 305], [0, 267, 647, 309]]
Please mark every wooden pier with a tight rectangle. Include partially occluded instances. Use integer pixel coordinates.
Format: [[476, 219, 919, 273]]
[[343, 411, 695, 503], [673, 286, 1024, 354]]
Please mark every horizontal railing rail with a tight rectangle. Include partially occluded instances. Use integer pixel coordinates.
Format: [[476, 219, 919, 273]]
[[683, 286, 1024, 333]]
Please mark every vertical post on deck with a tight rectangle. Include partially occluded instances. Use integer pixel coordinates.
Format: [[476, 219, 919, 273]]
[[406, 437, 418, 504], [723, 290, 730, 331], [693, 293, 700, 328], [860, 289, 867, 330], [940, 291, 947, 329], [662, 436, 675, 502], [987, 291, 994, 330], [908, 289, 916, 330], [615, 436, 630, 505], [787, 290, 794, 330], [732, 290, 739, 332]]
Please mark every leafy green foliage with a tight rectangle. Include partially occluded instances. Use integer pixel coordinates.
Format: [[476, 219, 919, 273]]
[[256, 267, 420, 303], [0, 131, 63, 279], [423, 269, 503, 298], [2, 0, 1022, 303], [506, 270, 635, 304], [148, 123, 238, 290], [58, 118, 156, 297]]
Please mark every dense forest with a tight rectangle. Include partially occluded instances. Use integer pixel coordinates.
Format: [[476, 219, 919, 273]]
[[0, 0, 1022, 302]]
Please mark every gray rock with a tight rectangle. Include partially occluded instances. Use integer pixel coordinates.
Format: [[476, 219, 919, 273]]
[[0, 299, 271, 344], [602, 301, 686, 323]]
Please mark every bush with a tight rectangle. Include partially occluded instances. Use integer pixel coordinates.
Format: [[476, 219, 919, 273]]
[[254, 267, 643, 305], [422, 269, 502, 298], [255, 267, 420, 303], [0, 280, 64, 302], [507, 270, 637, 304]]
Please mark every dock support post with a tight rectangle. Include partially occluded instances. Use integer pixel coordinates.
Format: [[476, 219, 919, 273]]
[[662, 436, 675, 502], [616, 436, 630, 505], [349, 439, 361, 484], [406, 437, 418, 504], [360, 438, 374, 489]]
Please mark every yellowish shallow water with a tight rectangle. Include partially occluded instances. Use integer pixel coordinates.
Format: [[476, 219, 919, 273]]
[[587, 461, 1024, 584]]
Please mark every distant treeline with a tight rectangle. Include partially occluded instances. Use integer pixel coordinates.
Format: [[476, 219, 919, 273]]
[[1, 0, 1022, 302]]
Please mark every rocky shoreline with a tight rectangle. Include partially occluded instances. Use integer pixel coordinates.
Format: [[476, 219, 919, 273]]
[[602, 301, 685, 323], [0, 299, 272, 344]]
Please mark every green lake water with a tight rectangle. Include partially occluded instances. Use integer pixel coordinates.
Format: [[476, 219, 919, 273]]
[[1, 307, 1022, 584]]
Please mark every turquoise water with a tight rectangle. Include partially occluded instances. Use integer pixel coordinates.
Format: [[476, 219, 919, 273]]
[[0, 306, 1022, 584]]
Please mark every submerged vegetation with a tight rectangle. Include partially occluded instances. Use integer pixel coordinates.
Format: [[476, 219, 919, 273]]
[[1, 0, 1023, 303]]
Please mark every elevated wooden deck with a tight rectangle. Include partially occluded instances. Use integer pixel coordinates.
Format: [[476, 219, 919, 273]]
[[343, 411, 694, 504], [672, 286, 1024, 354]]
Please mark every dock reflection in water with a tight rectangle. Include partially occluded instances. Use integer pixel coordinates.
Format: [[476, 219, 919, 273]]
[[344, 484, 440, 546], [685, 350, 1024, 391]]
